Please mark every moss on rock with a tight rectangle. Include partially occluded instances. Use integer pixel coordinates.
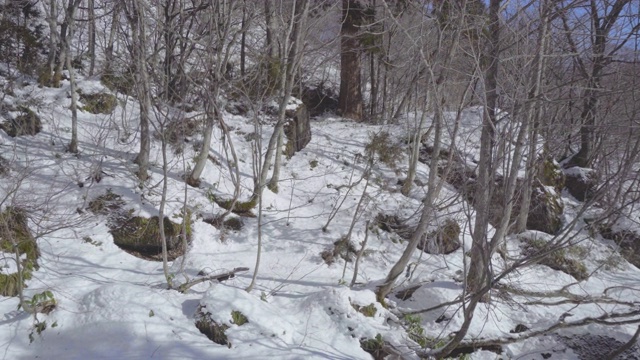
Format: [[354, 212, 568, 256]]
[[1, 107, 41, 137], [417, 218, 461, 254], [79, 92, 117, 114], [520, 234, 588, 281], [109, 211, 192, 261], [0, 207, 39, 297]]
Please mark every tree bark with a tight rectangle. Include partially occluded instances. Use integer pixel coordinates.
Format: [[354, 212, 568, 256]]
[[339, 0, 364, 121], [124, 0, 151, 181]]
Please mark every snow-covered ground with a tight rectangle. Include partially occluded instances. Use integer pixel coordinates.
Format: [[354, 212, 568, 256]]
[[0, 73, 639, 360]]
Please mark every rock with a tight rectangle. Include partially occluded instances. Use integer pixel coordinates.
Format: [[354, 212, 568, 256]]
[[195, 305, 231, 347], [110, 215, 191, 261], [417, 218, 461, 254], [599, 224, 640, 268], [0, 207, 39, 297], [284, 100, 311, 157], [526, 181, 563, 234], [1, 107, 41, 137], [301, 83, 338, 117], [79, 92, 117, 114], [510, 324, 530, 333], [538, 156, 565, 192], [564, 167, 598, 201]]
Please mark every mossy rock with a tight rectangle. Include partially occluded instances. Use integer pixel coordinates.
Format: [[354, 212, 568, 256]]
[[527, 183, 563, 235], [0, 207, 39, 297], [520, 234, 588, 281], [360, 334, 391, 360], [213, 197, 257, 217], [321, 236, 357, 265], [87, 189, 125, 215], [1, 107, 41, 137], [352, 303, 377, 317], [195, 305, 230, 347], [417, 218, 461, 254], [538, 156, 565, 192], [222, 217, 243, 231], [101, 71, 135, 96], [110, 213, 191, 261], [79, 92, 117, 114]]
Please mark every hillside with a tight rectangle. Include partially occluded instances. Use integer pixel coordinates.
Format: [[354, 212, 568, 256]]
[[1, 1, 640, 359]]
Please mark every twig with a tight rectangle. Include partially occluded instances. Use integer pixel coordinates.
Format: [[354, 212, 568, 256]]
[[178, 267, 249, 293]]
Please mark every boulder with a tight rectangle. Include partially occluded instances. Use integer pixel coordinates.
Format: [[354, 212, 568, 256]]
[[284, 100, 311, 157], [110, 214, 191, 261], [417, 218, 461, 254], [564, 167, 598, 201], [600, 223, 640, 268], [526, 181, 563, 234], [1, 107, 41, 137], [301, 83, 338, 117], [79, 92, 117, 114]]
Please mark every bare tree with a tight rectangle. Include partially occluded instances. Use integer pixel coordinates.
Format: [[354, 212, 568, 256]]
[[123, 0, 151, 181]]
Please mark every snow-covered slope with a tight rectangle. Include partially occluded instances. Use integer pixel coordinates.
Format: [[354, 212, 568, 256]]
[[0, 72, 639, 360]]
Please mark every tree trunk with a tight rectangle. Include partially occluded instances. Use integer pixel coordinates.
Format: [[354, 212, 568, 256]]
[[515, 1, 551, 232], [104, 3, 120, 73], [61, 0, 80, 153], [339, 0, 364, 121], [253, 0, 309, 201], [88, 0, 95, 76], [46, 0, 58, 86], [466, 0, 501, 295], [125, 0, 151, 181]]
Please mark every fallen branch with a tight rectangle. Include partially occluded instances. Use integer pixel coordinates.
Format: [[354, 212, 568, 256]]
[[178, 267, 250, 293]]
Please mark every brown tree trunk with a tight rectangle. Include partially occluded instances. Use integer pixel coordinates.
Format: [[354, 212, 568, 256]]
[[339, 0, 364, 121]]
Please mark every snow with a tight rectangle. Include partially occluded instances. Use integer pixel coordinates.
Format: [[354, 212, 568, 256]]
[[0, 73, 639, 360]]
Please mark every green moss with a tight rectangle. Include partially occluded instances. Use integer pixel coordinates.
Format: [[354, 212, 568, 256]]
[[309, 159, 318, 169], [110, 215, 184, 256], [360, 334, 388, 360], [353, 303, 377, 317], [0, 207, 39, 297], [404, 315, 429, 348], [231, 310, 248, 326], [222, 217, 243, 231], [521, 237, 588, 281], [213, 196, 257, 214], [79, 92, 117, 114], [539, 157, 565, 192]]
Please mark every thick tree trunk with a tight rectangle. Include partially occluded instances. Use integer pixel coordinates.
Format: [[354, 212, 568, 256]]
[[339, 0, 364, 121]]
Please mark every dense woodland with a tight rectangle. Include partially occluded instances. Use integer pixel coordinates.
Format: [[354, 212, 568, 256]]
[[1, 0, 640, 359]]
